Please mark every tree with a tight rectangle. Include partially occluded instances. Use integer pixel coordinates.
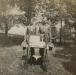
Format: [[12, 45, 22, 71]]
[[63, 0, 76, 30], [0, 0, 9, 35], [0, 0, 21, 35], [62, 0, 76, 41], [17, 0, 36, 26]]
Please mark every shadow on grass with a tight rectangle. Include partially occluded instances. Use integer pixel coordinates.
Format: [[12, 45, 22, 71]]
[[63, 60, 76, 75], [54, 43, 76, 75], [62, 46, 76, 75], [0, 33, 24, 47]]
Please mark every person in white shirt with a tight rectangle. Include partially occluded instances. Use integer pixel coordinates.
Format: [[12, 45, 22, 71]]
[[21, 40, 28, 56], [48, 42, 54, 51]]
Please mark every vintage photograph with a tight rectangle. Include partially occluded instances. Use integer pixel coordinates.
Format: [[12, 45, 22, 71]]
[[0, 0, 76, 75]]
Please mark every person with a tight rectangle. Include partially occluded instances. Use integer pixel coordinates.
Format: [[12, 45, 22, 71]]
[[21, 39, 28, 60], [48, 42, 54, 51]]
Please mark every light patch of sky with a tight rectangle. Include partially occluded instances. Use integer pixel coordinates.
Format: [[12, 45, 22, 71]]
[[55, 21, 65, 32], [6, 5, 25, 16]]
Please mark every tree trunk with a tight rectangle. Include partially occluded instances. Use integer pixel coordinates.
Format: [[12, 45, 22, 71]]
[[5, 24, 8, 35], [69, 24, 71, 40], [60, 19, 62, 45]]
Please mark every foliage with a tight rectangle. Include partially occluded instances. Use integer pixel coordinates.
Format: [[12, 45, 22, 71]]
[[17, 0, 36, 25]]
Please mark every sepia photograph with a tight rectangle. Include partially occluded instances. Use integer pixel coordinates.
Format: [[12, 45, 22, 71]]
[[0, 0, 76, 75]]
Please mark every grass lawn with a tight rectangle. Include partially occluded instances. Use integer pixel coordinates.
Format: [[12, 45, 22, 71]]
[[0, 34, 72, 75]]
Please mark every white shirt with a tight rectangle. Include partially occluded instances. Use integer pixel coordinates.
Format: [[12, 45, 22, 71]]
[[21, 41, 28, 48]]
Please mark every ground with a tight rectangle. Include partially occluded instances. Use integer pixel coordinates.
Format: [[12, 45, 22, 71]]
[[0, 46, 71, 75], [0, 34, 74, 75]]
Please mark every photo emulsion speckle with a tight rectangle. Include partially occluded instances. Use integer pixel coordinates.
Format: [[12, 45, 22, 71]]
[[0, 0, 76, 75]]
